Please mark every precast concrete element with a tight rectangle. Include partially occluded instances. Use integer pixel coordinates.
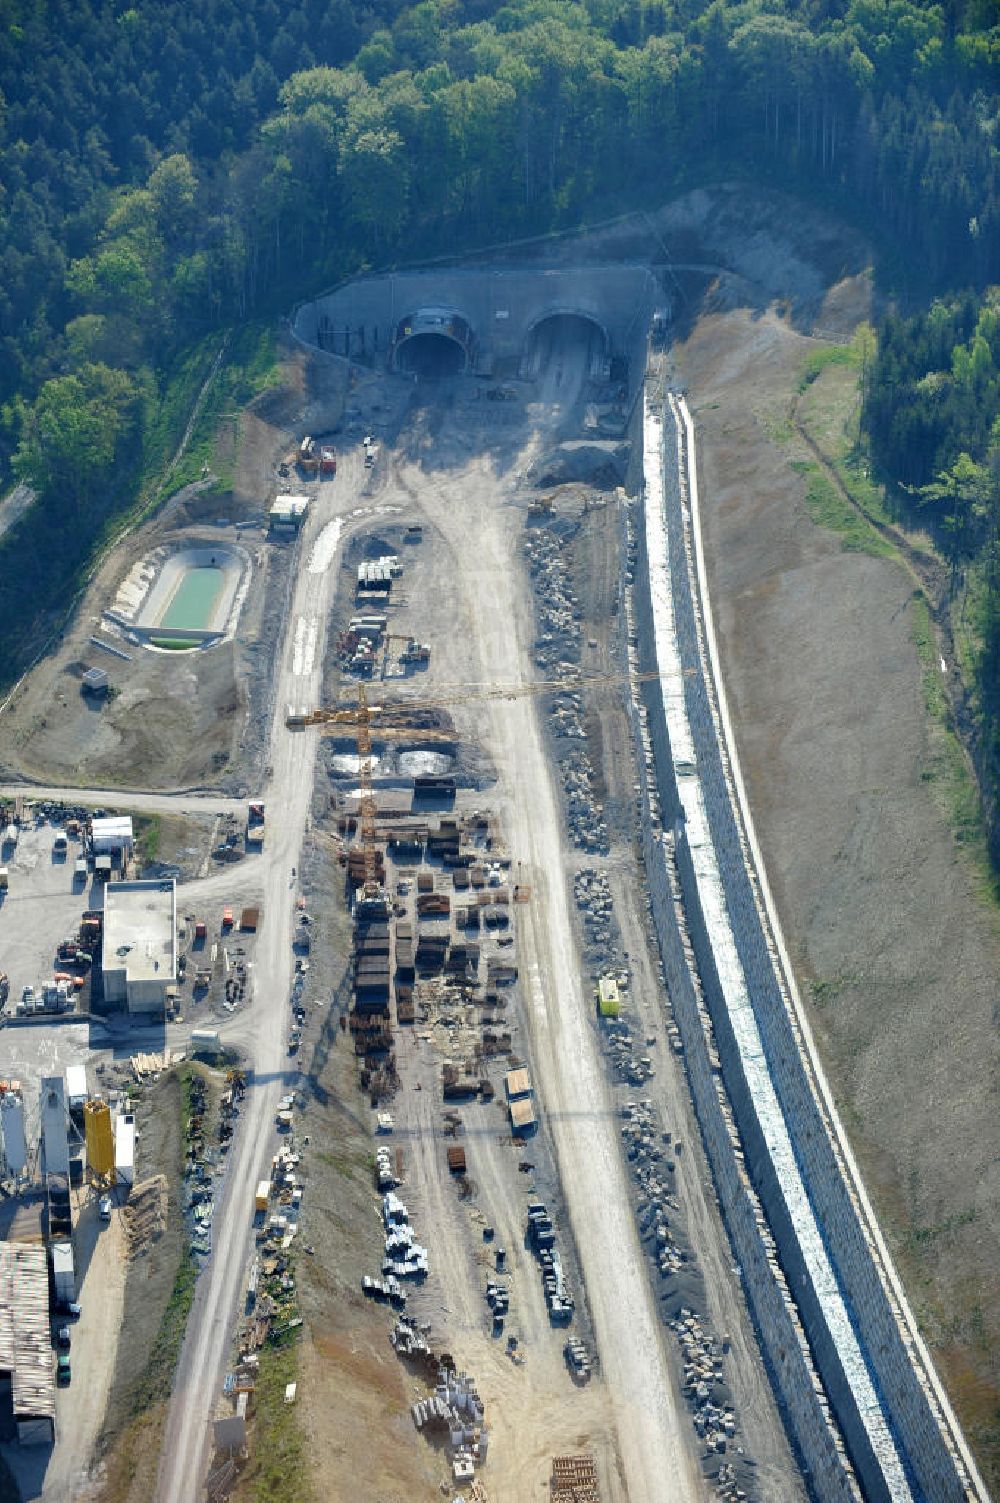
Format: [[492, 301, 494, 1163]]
[[292, 265, 660, 387], [631, 395, 862, 1503], [633, 376, 986, 1502]]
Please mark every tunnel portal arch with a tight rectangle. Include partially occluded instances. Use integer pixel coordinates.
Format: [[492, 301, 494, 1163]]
[[393, 308, 473, 376], [522, 309, 610, 379]]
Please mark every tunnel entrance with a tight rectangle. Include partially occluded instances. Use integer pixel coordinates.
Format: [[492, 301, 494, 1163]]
[[523, 312, 608, 381], [395, 332, 467, 377]]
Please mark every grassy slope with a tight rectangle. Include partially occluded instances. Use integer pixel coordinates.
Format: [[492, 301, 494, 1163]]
[[793, 342, 996, 894]]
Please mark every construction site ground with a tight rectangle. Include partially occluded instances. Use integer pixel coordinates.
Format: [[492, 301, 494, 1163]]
[[676, 296, 1000, 1485], [3, 185, 996, 1499], [0, 338, 346, 797], [219, 323, 807, 1503]]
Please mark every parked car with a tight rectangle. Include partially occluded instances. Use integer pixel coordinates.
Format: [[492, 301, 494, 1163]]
[[99, 1195, 112, 1221], [56, 1353, 71, 1385], [55, 1326, 71, 1351]]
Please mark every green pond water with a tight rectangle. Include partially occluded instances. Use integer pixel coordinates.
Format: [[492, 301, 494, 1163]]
[[159, 565, 224, 631]]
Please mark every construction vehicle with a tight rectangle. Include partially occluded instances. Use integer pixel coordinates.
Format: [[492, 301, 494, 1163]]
[[246, 802, 265, 846], [298, 437, 319, 475], [320, 446, 337, 477]]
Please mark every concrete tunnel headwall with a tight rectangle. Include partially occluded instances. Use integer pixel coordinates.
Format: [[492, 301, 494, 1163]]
[[292, 265, 660, 386], [393, 307, 473, 375]]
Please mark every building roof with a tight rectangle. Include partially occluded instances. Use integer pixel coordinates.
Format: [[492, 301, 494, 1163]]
[[505, 1067, 532, 1100], [92, 815, 134, 845], [509, 1098, 537, 1129], [65, 1065, 88, 1102], [103, 879, 176, 987], [82, 667, 108, 690], [0, 1243, 55, 1424], [270, 494, 310, 519]]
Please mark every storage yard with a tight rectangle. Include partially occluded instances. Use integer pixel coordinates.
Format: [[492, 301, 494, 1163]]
[[0, 199, 997, 1503]]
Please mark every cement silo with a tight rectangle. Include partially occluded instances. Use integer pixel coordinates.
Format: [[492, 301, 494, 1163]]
[[84, 1098, 115, 1182], [0, 1087, 27, 1174], [40, 1078, 70, 1178]]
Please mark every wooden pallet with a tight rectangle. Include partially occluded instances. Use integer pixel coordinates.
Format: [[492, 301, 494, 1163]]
[[551, 1454, 601, 1502]]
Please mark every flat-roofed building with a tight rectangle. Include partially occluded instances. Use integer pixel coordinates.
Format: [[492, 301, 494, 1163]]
[[268, 494, 310, 530], [102, 879, 176, 1015], [504, 1067, 532, 1101], [509, 1097, 538, 1134], [91, 815, 134, 855], [0, 1243, 56, 1445]]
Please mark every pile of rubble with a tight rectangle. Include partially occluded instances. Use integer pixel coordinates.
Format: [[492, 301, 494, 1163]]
[[572, 867, 618, 972], [622, 1102, 755, 1497], [605, 1020, 656, 1085], [558, 748, 609, 854], [548, 687, 587, 740], [122, 1174, 168, 1257], [523, 527, 582, 673]]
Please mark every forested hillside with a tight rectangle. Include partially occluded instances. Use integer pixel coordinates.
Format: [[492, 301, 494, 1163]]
[[864, 292, 1000, 861], [1, 0, 999, 835]]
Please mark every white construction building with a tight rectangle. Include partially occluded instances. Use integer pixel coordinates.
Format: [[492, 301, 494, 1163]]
[[91, 815, 134, 856], [102, 879, 177, 1015]]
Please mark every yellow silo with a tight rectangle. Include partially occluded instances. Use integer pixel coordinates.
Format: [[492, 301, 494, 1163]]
[[84, 1098, 115, 1182]]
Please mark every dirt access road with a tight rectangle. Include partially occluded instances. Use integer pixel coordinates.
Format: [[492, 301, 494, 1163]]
[[151, 430, 408, 1503], [389, 322, 708, 1503], [0, 784, 245, 816]]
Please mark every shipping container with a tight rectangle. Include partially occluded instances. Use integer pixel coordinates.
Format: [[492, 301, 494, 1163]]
[[51, 1239, 75, 1305], [114, 1113, 135, 1186]]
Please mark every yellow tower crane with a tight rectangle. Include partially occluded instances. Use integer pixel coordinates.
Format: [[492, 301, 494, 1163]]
[[293, 666, 696, 909]]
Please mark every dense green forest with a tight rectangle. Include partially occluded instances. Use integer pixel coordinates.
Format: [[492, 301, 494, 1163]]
[[863, 292, 1000, 860], [0, 0, 999, 837]]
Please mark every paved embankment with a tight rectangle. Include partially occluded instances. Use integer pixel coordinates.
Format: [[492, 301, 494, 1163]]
[[630, 379, 985, 1503]]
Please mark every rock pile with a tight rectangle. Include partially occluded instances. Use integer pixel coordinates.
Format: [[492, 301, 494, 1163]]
[[523, 527, 582, 673], [621, 1100, 756, 1499], [559, 748, 609, 853], [572, 867, 617, 971]]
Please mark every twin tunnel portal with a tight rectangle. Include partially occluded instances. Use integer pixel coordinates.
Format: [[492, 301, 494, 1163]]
[[294, 264, 663, 389], [394, 308, 608, 379]]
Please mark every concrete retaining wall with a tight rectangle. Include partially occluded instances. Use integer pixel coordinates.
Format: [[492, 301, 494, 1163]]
[[293, 266, 659, 381], [631, 380, 980, 1502], [628, 496, 863, 1503]]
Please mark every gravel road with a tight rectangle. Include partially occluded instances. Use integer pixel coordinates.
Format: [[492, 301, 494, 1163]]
[[393, 322, 708, 1502], [152, 444, 386, 1503]]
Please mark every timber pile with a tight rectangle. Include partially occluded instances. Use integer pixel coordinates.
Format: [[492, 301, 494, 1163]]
[[122, 1175, 169, 1256], [551, 1455, 601, 1503]]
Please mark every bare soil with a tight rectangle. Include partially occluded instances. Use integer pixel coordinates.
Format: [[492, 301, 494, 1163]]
[[677, 299, 1000, 1487], [0, 337, 350, 797]]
